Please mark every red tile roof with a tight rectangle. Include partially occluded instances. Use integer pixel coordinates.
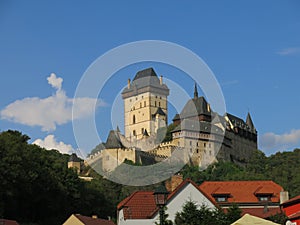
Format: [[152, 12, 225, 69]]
[[117, 191, 157, 219], [199, 181, 283, 204], [75, 214, 115, 225], [240, 207, 282, 218], [0, 219, 19, 225], [117, 179, 217, 220], [288, 211, 300, 220], [281, 195, 300, 206]]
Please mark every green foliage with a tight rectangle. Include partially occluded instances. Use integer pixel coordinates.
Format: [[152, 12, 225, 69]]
[[182, 149, 300, 198], [267, 211, 288, 224], [175, 200, 241, 225], [0, 130, 115, 225]]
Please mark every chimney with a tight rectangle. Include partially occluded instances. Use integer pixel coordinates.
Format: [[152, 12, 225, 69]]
[[92, 215, 98, 219], [280, 191, 289, 204], [160, 75, 163, 85], [128, 79, 131, 89]]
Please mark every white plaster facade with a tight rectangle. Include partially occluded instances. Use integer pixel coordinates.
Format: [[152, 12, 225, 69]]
[[117, 182, 216, 225]]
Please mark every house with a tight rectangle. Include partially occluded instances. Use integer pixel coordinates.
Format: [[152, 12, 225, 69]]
[[63, 214, 115, 225], [199, 180, 288, 219], [281, 195, 300, 225], [0, 219, 19, 225], [117, 179, 217, 225]]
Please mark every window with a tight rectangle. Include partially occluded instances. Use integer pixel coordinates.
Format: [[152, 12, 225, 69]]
[[155, 101, 157, 107], [158, 101, 161, 107], [257, 195, 270, 201], [209, 143, 211, 148], [204, 143, 206, 147], [133, 130, 136, 136], [140, 102, 142, 108], [216, 197, 227, 202], [141, 128, 144, 134], [144, 101, 146, 107], [133, 115, 136, 124], [190, 141, 192, 146]]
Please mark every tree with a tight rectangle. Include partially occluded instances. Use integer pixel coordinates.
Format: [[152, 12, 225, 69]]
[[175, 200, 242, 225]]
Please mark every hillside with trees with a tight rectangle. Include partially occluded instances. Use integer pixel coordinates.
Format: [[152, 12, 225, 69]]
[[0, 130, 299, 224]]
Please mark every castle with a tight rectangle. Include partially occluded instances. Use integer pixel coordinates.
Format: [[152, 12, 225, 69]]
[[85, 68, 258, 172]]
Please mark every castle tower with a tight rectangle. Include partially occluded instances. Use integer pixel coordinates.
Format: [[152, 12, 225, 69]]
[[121, 68, 169, 140], [68, 153, 81, 174]]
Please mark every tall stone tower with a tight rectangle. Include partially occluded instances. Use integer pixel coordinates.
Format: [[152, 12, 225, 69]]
[[121, 68, 169, 140]]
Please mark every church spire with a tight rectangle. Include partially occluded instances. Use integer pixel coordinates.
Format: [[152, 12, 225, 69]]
[[194, 82, 198, 99]]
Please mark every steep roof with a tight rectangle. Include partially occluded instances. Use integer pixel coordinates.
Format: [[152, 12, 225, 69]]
[[117, 179, 217, 220], [199, 181, 283, 204], [105, 130, 124, 149], [180, 96, 212, 119], [153, 107, 166, 116], [69, 153, 81, 162], [121, 68, 169, 97], [74, 214, 115, 225], [246, 112, 255, 130], [133, 67, 158, 81]]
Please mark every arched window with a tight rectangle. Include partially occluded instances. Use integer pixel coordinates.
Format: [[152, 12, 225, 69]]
[[133, 115, 136, 124]]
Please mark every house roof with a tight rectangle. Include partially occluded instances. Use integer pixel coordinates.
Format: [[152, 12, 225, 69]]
[[105, 130, 124, 149], [117, 179, 217, 220], [180, 96, 212, 119], [69, 153, 81, 162], [121, 68, 169, 97], [74, 214, 115, 225], [288, 211, 300, 220], [0, 219, 19, 225], [199, 181, 283, 204], [281, 195, 300, 206], [153, 107, 166, 116]]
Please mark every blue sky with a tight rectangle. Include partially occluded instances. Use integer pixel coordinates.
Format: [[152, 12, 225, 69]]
[[0, 1, 300, 156]]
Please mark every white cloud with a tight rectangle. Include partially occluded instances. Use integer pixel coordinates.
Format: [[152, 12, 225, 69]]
[[47, 73, 63, 90], [1, 73, 106, 131], [260, 129, 300, 152], [33, 135, 73, 154], [277, 47, 300, 56]]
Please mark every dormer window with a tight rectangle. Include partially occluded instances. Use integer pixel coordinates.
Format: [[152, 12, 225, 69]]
[[212, 194, 230, 203], [255, 193, 272, 202], [216, 196, 227, 202], [258, 196, 269, 201]]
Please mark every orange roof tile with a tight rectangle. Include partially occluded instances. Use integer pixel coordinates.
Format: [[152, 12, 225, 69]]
[[75, 214, 115, 225], [199, 181, 283, 204], [118, 191, 157, 219], [288, 211, 300, 220]]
